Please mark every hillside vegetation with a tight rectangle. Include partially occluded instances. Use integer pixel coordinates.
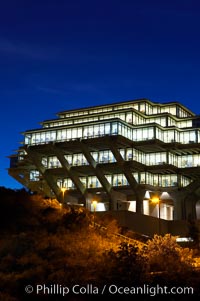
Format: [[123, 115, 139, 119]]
[[0, 187, 199, 301]]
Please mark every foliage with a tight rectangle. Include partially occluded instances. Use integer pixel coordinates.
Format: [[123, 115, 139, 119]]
[[144, 234, 194, 286], [0, 188, 199, 300], [101, 242, 148, 286]]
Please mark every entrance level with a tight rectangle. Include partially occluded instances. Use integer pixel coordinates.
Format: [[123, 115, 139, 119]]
[[114, 190, 174, 220]]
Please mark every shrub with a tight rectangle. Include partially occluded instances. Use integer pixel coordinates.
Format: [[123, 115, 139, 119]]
[[144, 234, 194, 285]]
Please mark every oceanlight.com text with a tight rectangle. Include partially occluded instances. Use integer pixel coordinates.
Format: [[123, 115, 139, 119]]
[[25, 283, 194, 297]]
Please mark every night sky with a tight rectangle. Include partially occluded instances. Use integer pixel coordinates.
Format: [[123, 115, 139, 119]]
[[1, 0, 200, 189]]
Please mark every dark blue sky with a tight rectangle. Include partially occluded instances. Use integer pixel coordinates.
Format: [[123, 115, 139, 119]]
[[1, 0, 200, 189]]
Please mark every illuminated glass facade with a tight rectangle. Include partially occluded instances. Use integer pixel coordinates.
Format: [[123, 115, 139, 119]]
[[8, 98, 200, 221]]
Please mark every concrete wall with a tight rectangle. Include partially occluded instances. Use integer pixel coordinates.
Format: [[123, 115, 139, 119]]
[[97, 210, 191, 238]]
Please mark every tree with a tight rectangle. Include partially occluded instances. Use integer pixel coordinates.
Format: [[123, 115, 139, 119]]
[[102, 242, 147, 285], [145, 234, 194, 285]]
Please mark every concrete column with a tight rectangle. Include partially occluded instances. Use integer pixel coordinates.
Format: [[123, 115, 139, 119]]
[[78, 140, 115, 210], [52, 145, 86, 196], [171, 188, 199, 220], [107, 137, 144, 214], [26, 146, 61, 200]]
